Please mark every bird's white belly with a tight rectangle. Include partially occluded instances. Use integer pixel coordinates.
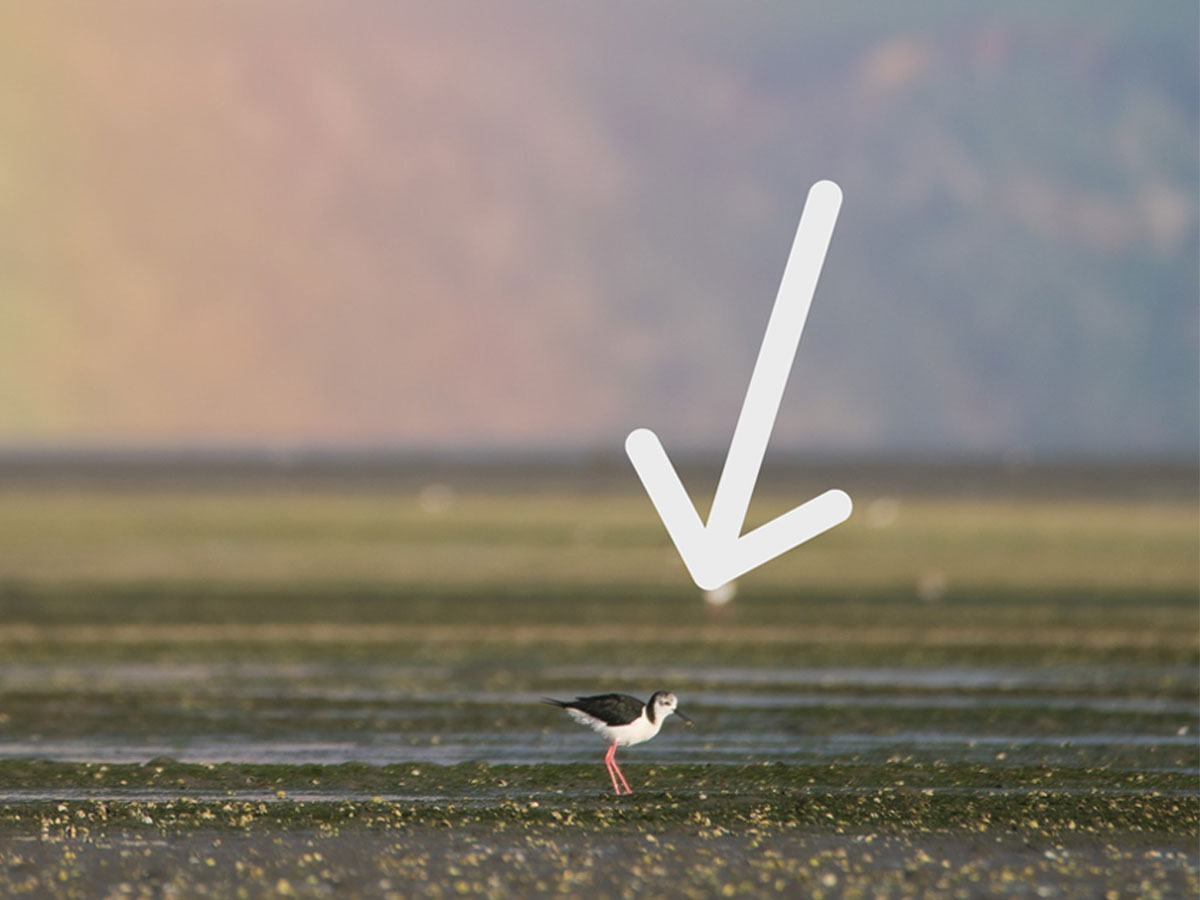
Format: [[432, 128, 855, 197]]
[[567, 709, 662, 747]]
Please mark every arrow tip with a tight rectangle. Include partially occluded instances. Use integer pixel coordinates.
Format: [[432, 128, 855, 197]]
[[694, 570, 733, 592]]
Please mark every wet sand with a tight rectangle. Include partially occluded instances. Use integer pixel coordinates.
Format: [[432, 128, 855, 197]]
[[0, 475, 1195, 897]]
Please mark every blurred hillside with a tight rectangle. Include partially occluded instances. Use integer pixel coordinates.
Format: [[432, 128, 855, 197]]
[[1, 1, 1195, 456]]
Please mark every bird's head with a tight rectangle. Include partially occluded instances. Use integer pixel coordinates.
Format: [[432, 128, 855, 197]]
[[649, 690, 693, 726]]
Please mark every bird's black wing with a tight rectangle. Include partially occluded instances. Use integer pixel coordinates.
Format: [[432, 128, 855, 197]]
[[560, 693, 645, 726]]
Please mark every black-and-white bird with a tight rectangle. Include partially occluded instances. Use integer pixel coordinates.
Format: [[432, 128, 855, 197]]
[[544, 691, 692, 794]]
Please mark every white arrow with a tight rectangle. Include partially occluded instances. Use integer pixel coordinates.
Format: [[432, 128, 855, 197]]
[[625, 180, 852, 590]]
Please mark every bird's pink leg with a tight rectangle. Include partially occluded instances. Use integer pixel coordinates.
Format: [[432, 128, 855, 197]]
[[609, 746, 633, 794], [604, 744, 623, 795]]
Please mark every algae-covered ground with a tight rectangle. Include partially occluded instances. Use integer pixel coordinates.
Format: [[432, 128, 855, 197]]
[[0, 462, 1196, 897]]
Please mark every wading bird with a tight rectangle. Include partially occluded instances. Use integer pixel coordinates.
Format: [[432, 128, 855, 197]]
[[544, 691, 692, 794]]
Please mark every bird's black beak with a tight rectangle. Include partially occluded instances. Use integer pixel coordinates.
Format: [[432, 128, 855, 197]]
[[675, 710, 694, 726]]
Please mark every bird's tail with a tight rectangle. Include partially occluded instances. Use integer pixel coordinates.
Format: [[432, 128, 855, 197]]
[[541, 697, 569, 708]]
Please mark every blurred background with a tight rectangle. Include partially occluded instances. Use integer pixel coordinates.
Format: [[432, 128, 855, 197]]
[[1, 0, 1196, 458], [0, 0, 1195, 788]]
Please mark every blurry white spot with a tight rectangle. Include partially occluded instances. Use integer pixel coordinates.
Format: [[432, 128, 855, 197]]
[[864, 497, 900, 528], [417, 483, 455, 514], [1177, 725, 1190, 736], [917, 570, 948, 602], [703, 581, 738, 607]]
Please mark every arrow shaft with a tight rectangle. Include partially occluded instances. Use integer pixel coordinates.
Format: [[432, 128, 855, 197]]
[[706, 181, 842, 539], [732, 489, 852, 572]]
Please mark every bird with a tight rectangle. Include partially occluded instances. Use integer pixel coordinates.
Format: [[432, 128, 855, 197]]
[[543, 691, 692, 794]]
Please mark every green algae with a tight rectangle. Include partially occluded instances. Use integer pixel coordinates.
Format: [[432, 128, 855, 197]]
[[2, 789, 1196, 838], [1, 759, 1196, 797], [0, 761, 1194, 840]]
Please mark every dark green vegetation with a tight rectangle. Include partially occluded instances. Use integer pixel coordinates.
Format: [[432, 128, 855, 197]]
[[0, 466, 1195, 897], [1, 759, 1195, 796]]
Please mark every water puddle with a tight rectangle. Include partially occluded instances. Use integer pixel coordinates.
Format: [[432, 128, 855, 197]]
[[1, 728, 1195, 768], [2, 662, 1194, 695]]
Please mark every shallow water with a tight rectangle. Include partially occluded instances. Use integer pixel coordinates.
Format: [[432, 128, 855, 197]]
[[2, 657, 1195, 773], [4, 661, 1195, 694], [3, 732, 1196, 770]]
